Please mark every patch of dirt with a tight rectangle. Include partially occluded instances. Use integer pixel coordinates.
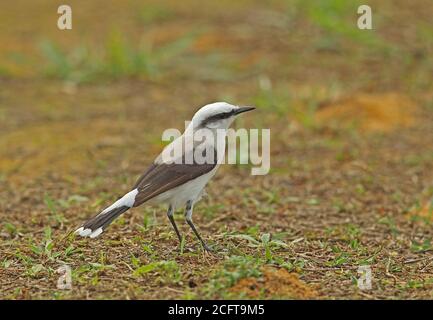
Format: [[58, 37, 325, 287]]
[[229, 267, 318, 299], [193, 32, 236, 53], [407, 200, 433, 222], [0, 121, 123, 183], [315, 93, 419, 133]]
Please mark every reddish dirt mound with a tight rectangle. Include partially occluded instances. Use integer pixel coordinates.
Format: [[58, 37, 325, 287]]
[[315, 93, 418, 133], [407, 200, 433, 222], [229, 267, 318, 299], [193, 32, 236, 53]]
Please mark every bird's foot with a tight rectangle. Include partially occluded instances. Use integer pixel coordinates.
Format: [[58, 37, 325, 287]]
[[202, 243, 215, 254]]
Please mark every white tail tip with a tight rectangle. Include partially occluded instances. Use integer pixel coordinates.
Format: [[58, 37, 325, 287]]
[[75, 226, 103, 238]]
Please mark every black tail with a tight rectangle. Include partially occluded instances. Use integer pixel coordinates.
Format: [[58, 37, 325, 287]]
[[76, 206, 130, 238]]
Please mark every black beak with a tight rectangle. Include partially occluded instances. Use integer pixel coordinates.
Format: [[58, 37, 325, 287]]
[[233, 106, 256, 115]]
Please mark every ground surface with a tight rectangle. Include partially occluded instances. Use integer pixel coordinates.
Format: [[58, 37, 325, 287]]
[[1, 0, 433, 299]]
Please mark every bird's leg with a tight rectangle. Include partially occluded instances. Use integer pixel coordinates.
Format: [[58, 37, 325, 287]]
[[166, 205, 182, 245], [184, 200, 212, 252]]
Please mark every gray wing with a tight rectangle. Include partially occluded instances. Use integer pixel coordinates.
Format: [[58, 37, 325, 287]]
[[132, 148, 217, 206]]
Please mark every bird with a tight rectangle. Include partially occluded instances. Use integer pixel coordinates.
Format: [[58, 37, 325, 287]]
[[75, 102, 255, 251]]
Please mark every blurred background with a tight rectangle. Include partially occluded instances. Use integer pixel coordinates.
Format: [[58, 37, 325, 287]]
[[1, 0, 433, 299]]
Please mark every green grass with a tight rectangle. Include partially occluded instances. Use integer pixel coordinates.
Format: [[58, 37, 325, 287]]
[[411, 239, 433, 253], [252, 78, 292, 117], [38, 30, 197, 83], [136, 4, 174, 24], [133, 260, 181, 284], [203, 255, 263, 298], [298, 0, 388, 50]]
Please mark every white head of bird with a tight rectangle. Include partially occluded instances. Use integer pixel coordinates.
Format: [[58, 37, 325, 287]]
[[185, 102, 255, 133]]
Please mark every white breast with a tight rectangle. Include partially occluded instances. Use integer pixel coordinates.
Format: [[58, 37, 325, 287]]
[[149, 165, 220, 209]]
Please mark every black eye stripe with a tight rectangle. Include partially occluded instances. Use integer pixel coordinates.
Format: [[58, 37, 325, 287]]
[[200, 110, 234, 126]]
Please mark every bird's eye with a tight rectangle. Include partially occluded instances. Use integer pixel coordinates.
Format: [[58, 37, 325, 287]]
[[206, 120, 221, 128]]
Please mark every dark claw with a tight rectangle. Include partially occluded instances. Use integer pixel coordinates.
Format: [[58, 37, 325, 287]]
[[202, 243, 215, 253]]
